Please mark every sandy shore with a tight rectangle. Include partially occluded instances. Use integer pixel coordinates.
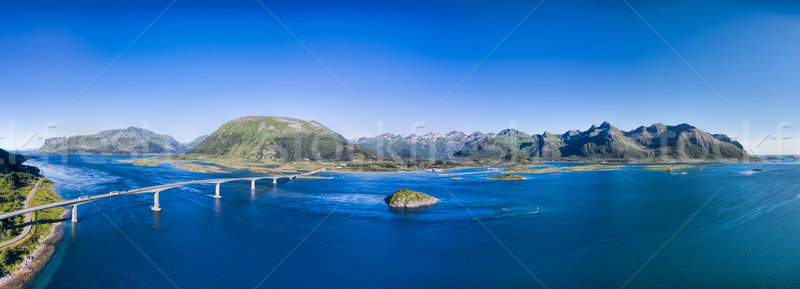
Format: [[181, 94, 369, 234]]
[[0, 204, 68, 288]]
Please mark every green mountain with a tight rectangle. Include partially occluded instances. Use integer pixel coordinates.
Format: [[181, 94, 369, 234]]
[[622, 123, 745, 159], [37, 127, 188, 155], [559, 122, 650, 159], [0, 149, 38, 175], [455, 129, 537, 160], [186, 116, 372, 162], [354, 122, 747, 161]]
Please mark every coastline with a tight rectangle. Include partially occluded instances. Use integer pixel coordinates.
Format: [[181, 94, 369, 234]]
[[121, 155, 757, 175], [64, 150, 772, 175], [0, 186, 67, 289]]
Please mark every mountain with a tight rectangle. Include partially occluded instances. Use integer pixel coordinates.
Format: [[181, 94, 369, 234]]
[[454, 129, 536, 160], [559, 121, 649, 159], [622, 123, 745, 159], [352, 131, 469, 160], [184, 135, 208, 148], [0, 149, 38, 175], [186, 116, 372, 161], [37, 127, 189, 155], [354, 122, 747, 161]]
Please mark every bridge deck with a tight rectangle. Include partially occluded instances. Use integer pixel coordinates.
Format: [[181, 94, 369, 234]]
[[0, 168, 324, 221]]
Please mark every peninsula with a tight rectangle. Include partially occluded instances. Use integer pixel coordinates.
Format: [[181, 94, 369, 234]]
[[0, 149, 65, 286]]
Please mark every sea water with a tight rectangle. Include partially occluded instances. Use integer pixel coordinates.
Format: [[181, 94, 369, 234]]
[[21, 154, 800, 288]]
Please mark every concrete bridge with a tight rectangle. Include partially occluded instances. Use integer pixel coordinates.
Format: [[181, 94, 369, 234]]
[[0, 168, 325, 224]]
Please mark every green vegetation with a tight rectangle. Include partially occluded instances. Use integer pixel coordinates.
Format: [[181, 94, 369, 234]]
[[488, 174, 526, 180], [172, 163, 229, 173], [512, 164, 624, 174], [502, 163, 548, 170], [385, 189, 439, 208], [186, 116, 373, 162], [331, 160, 464, 173], [0, 173, 36, 242], [356, 122, 748, 162], [643, 164, 695, 171], [120, 158, 229, 173], [118, 158, 162, 166], [37, 126, 188, 155], [0, 177, 64, 276]]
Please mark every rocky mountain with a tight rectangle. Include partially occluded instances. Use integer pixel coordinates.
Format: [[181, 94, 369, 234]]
[[353, 131, 469, 160], [184, 135, 208, 148], [559, 121, 649, 159], [186, 116, 372, 161], [621, 123, 745, 160], [37, 127, 189, 155], [454, 129, 536, 160], [354, 122, 747, 161]]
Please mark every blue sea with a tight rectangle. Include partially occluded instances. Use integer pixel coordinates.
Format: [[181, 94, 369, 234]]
[[20, 154, 800, 288]]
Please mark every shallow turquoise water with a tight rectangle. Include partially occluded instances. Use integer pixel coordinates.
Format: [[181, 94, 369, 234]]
[[22, 154, 800, 288]]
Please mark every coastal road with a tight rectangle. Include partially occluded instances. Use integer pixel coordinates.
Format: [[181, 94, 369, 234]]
[[0, 178, 42, 249]]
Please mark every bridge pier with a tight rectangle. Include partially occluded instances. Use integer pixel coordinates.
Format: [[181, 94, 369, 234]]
[[251, 179, 256, 190], [213, 183, 222, 199], [71, 205, 78, 223], [151, 191, 162, 212]]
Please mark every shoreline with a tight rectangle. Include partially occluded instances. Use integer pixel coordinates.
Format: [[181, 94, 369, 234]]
[[0, 186, 68, 289], [78, 151, 779, 176], [126, 157, 760, 175]]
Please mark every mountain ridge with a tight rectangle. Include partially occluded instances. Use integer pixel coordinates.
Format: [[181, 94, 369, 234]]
[[353, 122, 747, 161], [37, 127, 189, 155], [186, 116, 373, 161]]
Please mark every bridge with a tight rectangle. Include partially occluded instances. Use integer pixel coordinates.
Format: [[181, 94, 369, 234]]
[[0, 168, 325, 224]]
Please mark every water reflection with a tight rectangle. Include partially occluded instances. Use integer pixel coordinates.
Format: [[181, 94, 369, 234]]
[[153, 211, 160, 231]]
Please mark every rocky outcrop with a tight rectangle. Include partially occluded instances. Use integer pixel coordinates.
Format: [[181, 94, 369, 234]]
[[488, 173, 526, 180], [384, 189, 439, 208]]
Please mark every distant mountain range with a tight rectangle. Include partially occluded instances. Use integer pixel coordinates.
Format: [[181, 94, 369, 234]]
[[184, 135, 208, 148], [186, 116, 372, 161], [37, 127, 189, 155], [35, 117, 747, 162], [354, 122, 746, 161]]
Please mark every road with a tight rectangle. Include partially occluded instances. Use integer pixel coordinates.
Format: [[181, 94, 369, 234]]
[[0, 168, 325, 222], [0, 178, 42, 248]]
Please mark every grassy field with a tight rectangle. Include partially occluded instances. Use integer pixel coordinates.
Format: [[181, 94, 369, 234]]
[[511, 164, 625, 173], [172, 163, 229, 174], [642, 164, 695, 171]]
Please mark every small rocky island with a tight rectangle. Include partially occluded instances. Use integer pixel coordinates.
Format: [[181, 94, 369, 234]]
[[488, 173, 526, 180], [385, 189, 440, 208]]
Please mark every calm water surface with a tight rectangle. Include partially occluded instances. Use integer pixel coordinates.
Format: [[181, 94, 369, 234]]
[[21, 154, 800, 288]]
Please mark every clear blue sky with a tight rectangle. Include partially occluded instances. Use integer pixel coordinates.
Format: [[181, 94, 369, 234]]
[[1, 0, 799, 154]]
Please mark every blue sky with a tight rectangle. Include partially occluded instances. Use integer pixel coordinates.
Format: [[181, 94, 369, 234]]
[[1, 0, 800, 154]]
